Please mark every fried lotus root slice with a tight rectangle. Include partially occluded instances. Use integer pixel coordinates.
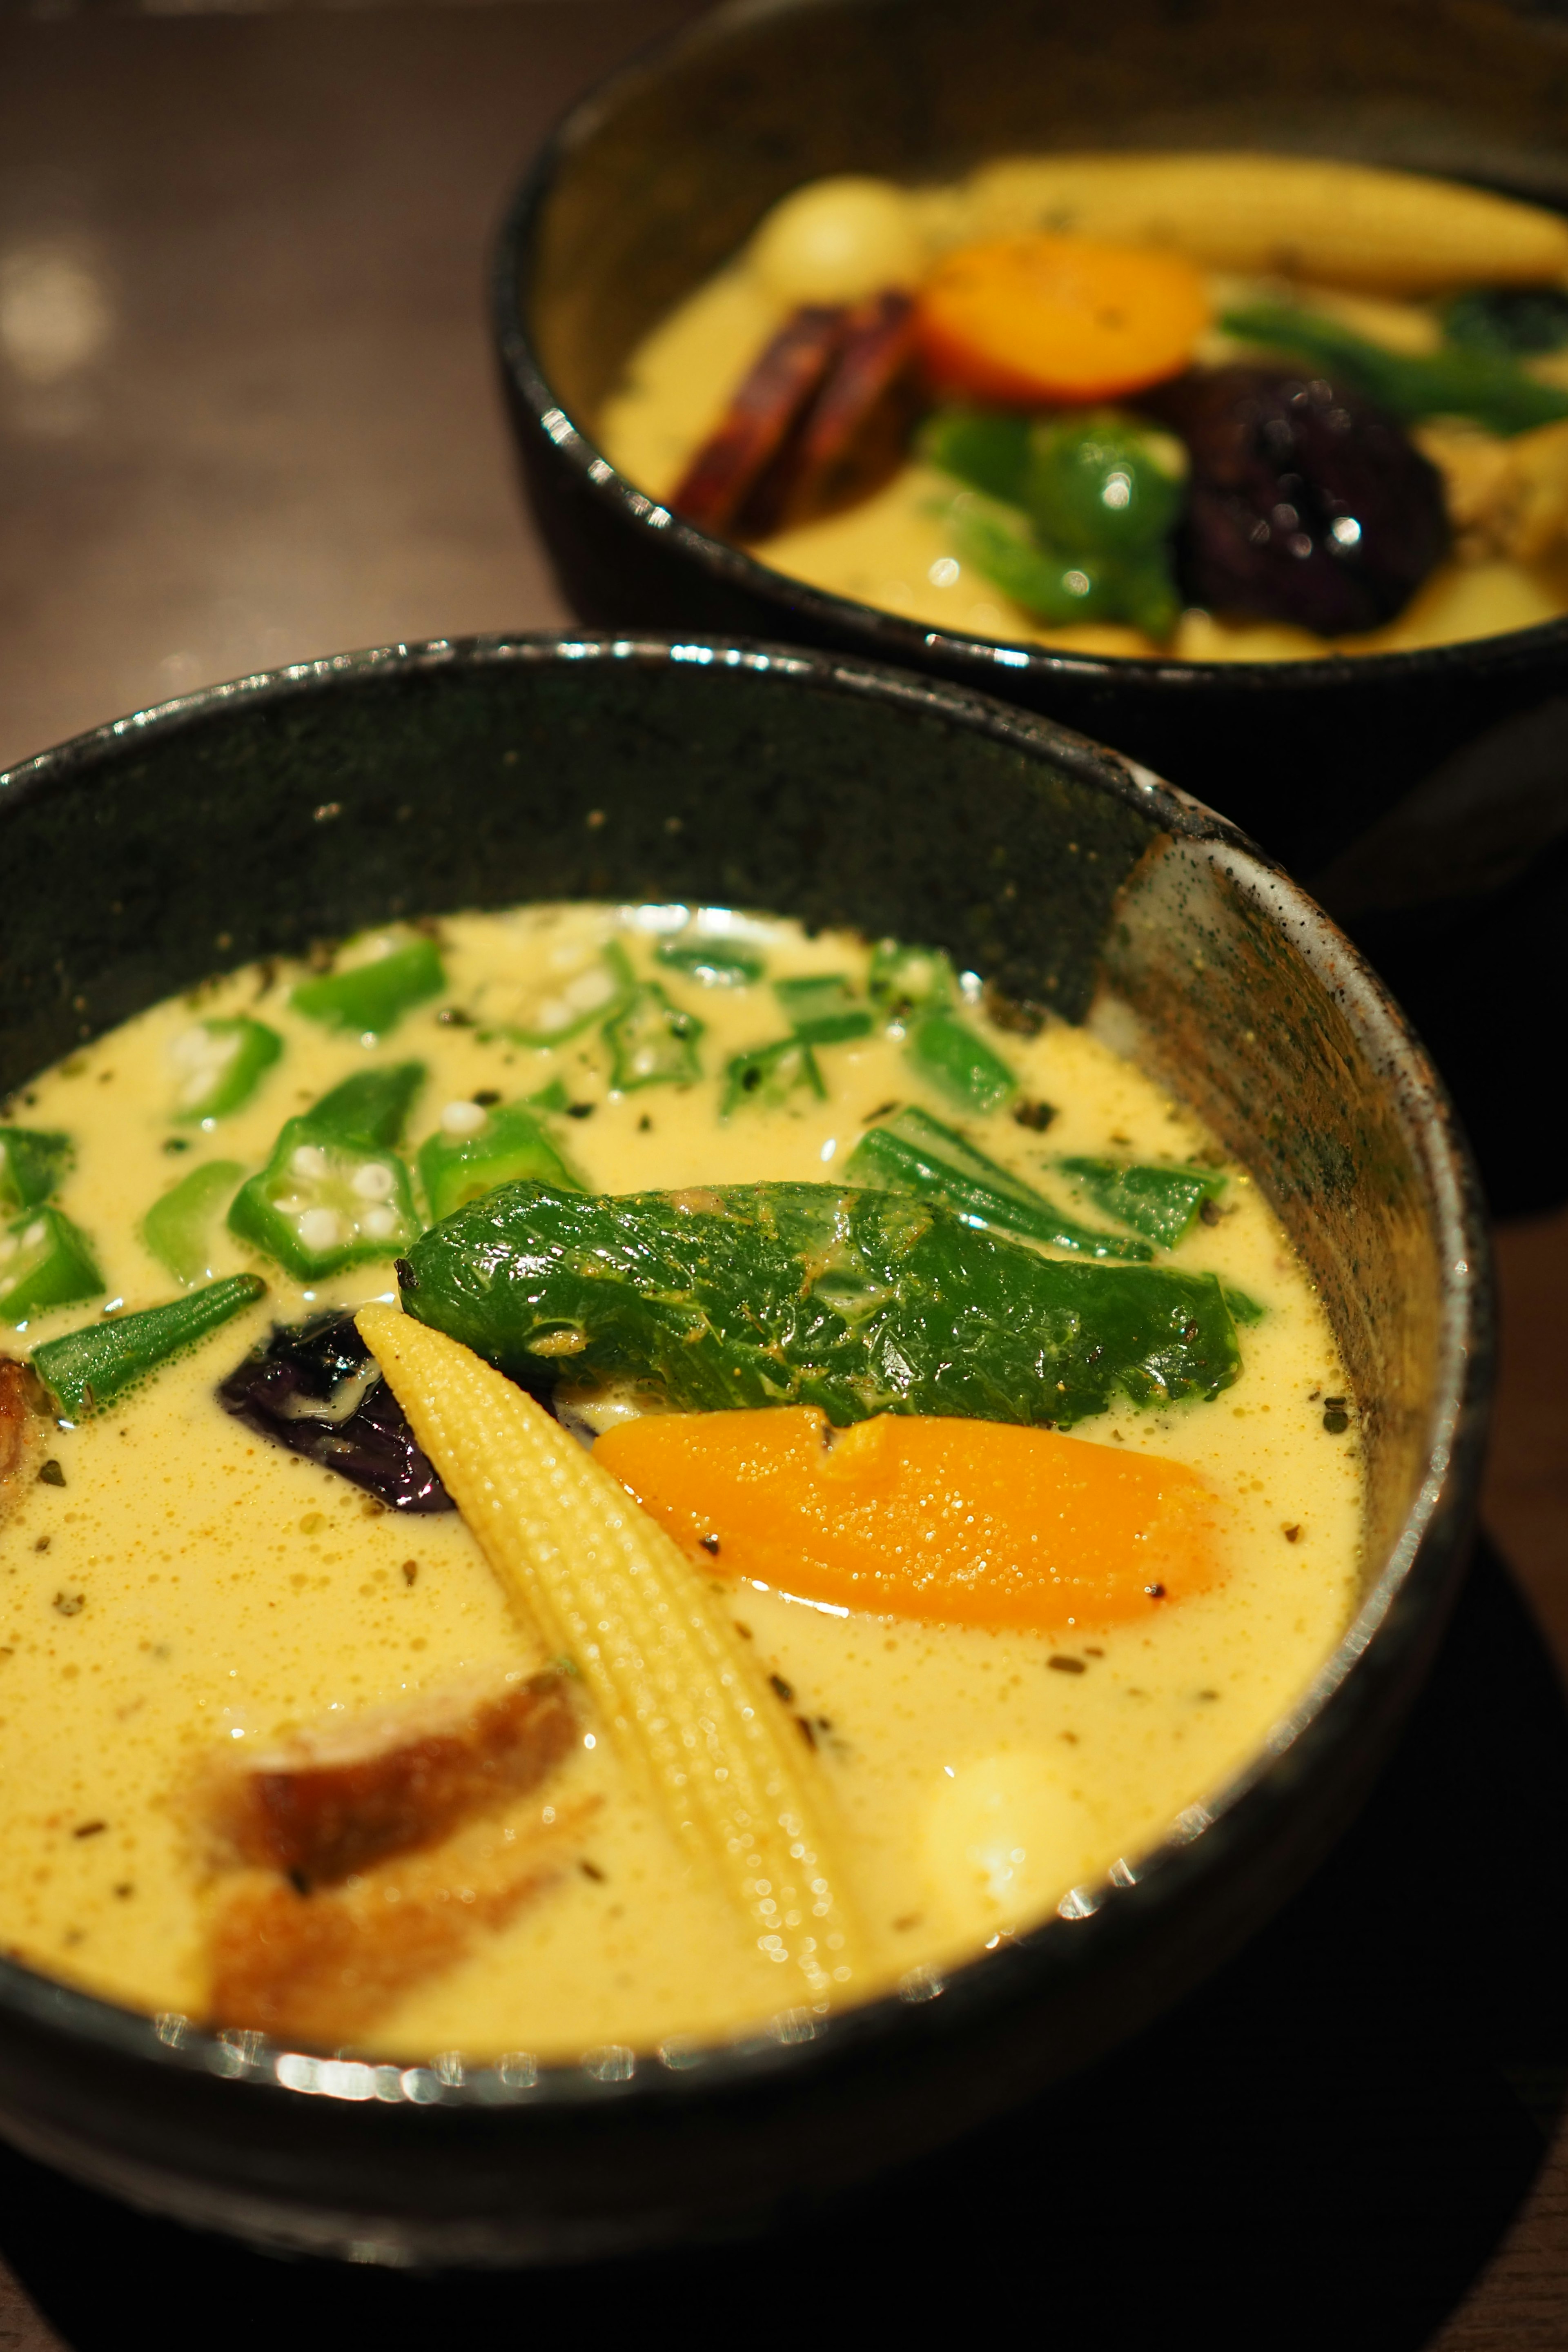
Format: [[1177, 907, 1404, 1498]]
[[0, 1357, 46, 1520], [670, 303, 848, 533], [596, 1406, 1227, 1629], [207, 1800, 594, 2045], [356, 1304, 861, 2003], [205, 1670, 577, 1889]]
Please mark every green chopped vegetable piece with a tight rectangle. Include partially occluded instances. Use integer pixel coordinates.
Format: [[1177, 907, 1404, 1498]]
[[0, 1207, 102, 1325], [169, 1017, 283, 1124], [604, 982, 704, 1091], [921, 407, 1032, 504], [950, 497, 1180, 635], [655, 935, 765, 987], [1443, 286, 1568, 359], [1025, 409, 1188, 558], [292, 938, 445, 1036], [0, 1127, 72, 1217], [868, 939, 956, 1020], [773, 974, 873, 1045], [721, 1037, 826, 1115], [142, 1160, 245, 1285], [31, 1274, 266, 1418], [846, 1107, 1151, 1261], [526, 1078, 572, 1114], [497, 941, 634, 1048], [305, 1063, 424, 1148], [1223, 1284, 1266, 1327], [419, 1105, 583, 1224], [227, 1071, 423, 1280], [1221, 300, 1568, 437], [906, 1011, 1015, 1113], [403, 1181, 1243, 1429], [1058, 1157, 1227, 1248]]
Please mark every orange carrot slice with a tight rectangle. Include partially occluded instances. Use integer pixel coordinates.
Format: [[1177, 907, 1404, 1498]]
[[595, 1407, 1225, 1631], [915, 235, 1209, 406]]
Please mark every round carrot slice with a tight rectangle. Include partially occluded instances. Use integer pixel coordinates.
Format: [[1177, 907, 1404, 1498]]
[[595, 1406, 1226, 1630], [915, 235, 1209, 405]]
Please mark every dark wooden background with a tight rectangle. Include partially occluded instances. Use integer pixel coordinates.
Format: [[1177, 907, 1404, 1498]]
[[0, 5, 1564, 2342]]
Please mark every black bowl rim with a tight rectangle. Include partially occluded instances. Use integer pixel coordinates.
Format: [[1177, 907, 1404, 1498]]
[[0, 628, 1492, 2129], [490, 0, 1568, 694]]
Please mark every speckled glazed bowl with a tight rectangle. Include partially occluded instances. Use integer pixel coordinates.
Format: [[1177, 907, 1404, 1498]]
[[493, 0, 1568, 1212], [0, 635, 1488, 2265]]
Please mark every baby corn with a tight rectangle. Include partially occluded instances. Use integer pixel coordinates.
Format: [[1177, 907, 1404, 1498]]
[[356, 1304, 858, 2005], [958, 154, 1568, 294]]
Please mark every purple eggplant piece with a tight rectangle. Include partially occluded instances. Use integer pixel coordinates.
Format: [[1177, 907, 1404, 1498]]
[[1145, 366, 1448, 635], [217, 1311, 454, 1512]]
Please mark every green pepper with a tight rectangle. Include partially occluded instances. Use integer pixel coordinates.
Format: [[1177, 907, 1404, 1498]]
[[0, 1127, 72, 1217], [868, 939, 957, 1021], [721, 1037, 826, 1115], [950, 498, 1181, 636], [494, 942, 634, 1048], [921, 408, 1032, 505], [227, 1069, 423, 1281], [773, 975, 873, 1045], [906, 1011, 1015, 1114], [1058, 1157, 1227, 1248], [604, 984, 703, 1091], [419, 1103, 583, 1224], [402, 1181, 1243, 1429], [655, 935, 765, 987], [169, 1017, 283, 1124], [31, 1273, 266, 1418], [1025, 410, 1188, 560], [1221, 300, 1568, 437], [292, 937, 445, 1036], [0, 1207, 102, 1325], [142, 1160, 245, 1285], [846, 1108, 1150, 1261], [526, 1078, 572, 1114]]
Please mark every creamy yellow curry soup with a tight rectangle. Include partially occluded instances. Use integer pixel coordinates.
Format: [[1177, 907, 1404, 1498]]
[[0, 907, 1361, 2062], [601, 153, 1568, 659]]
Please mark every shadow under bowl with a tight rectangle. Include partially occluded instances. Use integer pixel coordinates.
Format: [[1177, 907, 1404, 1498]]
[[0, 633, 1489, 2265], [494, 0, 1568, 1211]]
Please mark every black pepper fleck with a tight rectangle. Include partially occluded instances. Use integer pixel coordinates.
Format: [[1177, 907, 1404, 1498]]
[[1198, 1198, 1222, 1227], [698, 1534, 721, 1557], [1012, 1098, 1057, 1133], [1048, 1655, 1087, 1675], [37, 1461, 65, 1488], [768, 1673, 795, 1703]]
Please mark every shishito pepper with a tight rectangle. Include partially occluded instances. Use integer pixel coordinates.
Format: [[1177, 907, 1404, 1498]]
[[418, 1101, 582, 1224], [0, 1127, 72, 1217], [292, 937, 444, 1037], [1058, 1156, 1226, 1248], [401, 1180, 1243, 1429], [905, 1009, 1016, 1113], [0, 1208, 102, 1325], [142, 1159, 245, 1284], [32, 1273, 266, 1417], [228, 1065, 423, 1281], [168, 1017, 282, 1124], [603, 983, 704, 1091], [846, 1107, 1151, 1261]]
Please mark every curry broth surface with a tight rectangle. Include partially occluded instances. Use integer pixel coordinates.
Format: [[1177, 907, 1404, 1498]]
[[0, 906, 1361, 2058]]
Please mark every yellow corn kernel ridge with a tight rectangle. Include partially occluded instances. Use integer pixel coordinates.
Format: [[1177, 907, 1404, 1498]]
[[356, 1305, 858, 2005]]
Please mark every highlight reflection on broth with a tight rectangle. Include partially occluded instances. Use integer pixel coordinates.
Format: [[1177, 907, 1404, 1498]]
[[0, 906, 1361, 2060], [600, 153, 1568, 659]]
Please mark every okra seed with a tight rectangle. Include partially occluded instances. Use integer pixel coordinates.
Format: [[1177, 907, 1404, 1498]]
[[439, 1100, 487, 1137], [296, 1208, 343, 1252], [351, 1162, 396, 1202], [361, 1207, 400, 1242], [291, 1145, 329, 1180]]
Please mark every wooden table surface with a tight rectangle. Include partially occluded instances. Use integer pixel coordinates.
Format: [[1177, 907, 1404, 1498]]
[[0, 5, 1564, 2342]]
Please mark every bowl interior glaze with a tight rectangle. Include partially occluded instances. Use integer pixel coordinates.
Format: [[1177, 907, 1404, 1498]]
[[0, 637, 1489, 2263]]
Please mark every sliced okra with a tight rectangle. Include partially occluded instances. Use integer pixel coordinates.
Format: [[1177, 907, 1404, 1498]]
[[604, 983, 703, 1091], [655, 934, 765, 987], [142, 1160, 245, 1285], [492, 941, 634, 1049], [168, 1017, 283, 1124], [292, 936, 445, 1037], [419, 1101, 584, 1225], [773, 974, 873, 1045], [722, 1037, 826, 1116], [906, 1011, 1015, 1114], [0, 1207, 102, 1325], [228, 1123, 421, 1280], [868, 939, 957, 1022], [0, 1127, 72, 1217], [305, 1064, 425, 1149]]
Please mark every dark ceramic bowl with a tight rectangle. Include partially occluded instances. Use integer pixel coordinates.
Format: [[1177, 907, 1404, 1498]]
[[493, 0, 1568, 1211], [0, 634, 1488, 2265]]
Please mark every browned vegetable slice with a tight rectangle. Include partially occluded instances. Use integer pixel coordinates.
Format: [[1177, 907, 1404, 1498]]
[[207, 1670, 577, 1889], [769, 288, 919, 530], [670, 303, 848, 532], [0, 1358, 45, 1518]]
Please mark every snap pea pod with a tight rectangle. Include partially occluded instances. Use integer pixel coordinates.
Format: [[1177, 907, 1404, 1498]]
[[1221, 301, 1568, 437], [950, 497, 1181, 636], [142, 1160, 245, 1284], [401, 1181, 1243, 1430], [846, 1108, 1151, 1261], [0, 1127, 72, 1217], [1058, 1156, 1226, 1248], [31, 1273, 266, 1417], [292, 938, 445, 1036]]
